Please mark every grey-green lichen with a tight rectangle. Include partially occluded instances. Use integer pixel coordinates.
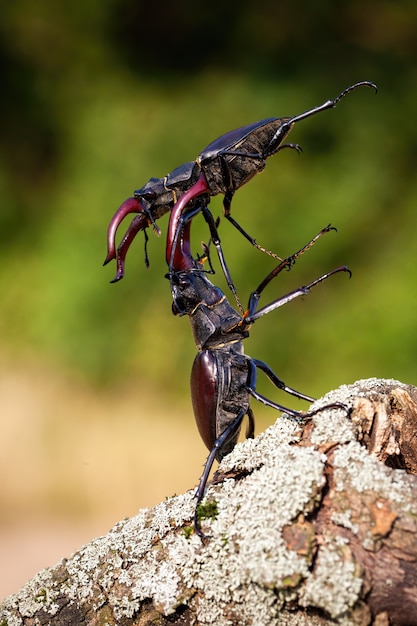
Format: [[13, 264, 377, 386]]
[[1, 379, 415, 626], [299, 537, 363, 618]]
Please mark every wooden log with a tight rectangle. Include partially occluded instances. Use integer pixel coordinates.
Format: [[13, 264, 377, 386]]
[[1, 378, 417, 625]]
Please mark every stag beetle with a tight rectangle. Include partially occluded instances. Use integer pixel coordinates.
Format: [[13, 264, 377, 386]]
[[105, 80, 377, 284], [167, 219, 350, 538]]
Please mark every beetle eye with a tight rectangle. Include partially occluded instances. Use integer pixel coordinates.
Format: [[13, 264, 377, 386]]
[[134, 188, 156, 201], [170, 273, 191, 289], [179, 275, 190, 288]]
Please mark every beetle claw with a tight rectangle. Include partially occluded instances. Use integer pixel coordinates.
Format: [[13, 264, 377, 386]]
[[278, 142, 303, 155]]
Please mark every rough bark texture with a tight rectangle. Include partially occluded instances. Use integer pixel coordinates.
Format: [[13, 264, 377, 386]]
[[1, 378, 417, 626]]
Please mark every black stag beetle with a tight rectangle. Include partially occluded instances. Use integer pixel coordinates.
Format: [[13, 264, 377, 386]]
[[105, 81, 376, 287], [167, 216, 351, 538]]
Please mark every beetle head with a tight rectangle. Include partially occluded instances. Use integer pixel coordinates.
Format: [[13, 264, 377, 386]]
[[169, 271, 224, 316]]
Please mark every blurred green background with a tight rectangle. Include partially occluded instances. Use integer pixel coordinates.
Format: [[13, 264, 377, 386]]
[[1, 0, 417, 596]]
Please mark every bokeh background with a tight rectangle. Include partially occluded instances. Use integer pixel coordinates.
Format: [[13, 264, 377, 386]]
[[1, 0, 416, 598]]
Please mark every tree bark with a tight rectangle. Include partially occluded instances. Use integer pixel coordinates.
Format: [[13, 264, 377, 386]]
[[1, 378, 417, 626]]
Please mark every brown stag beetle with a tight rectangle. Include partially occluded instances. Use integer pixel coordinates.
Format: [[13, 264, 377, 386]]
[[167, 222, 351, 539], [105, 80, 377, 285]]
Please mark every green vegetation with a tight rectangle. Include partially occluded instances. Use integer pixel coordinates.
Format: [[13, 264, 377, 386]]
[[183, 526, 193, 539], [1, 1, 417, 402], [196, 500, 219, 522]]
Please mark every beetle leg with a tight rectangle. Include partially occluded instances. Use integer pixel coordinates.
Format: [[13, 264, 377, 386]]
[[224, 211, 285, 262], [305, 402, 351, 418], [245, 225, 337, 319], [218, 142, 302, 162], [200, 206, 244, 313], [218, 156, 285, 263], [143, 228, 150, 269], [194, 407, 248, 539], [247, 360, 350, 421], [277, 142, 303, 155], [245, 406, 255, 439], [247, 265, 351, 323], [167, 188, 244, 311], [220, 155, 275, 258], [222, 189, 285, 262], [250, 358, 315, 402], [246, 359, 308, 417], [265, 81, 377, 157], [334, 80, 378, 103]]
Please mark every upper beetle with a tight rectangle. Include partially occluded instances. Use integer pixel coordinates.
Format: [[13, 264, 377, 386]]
[[105, 81, 377, 282]]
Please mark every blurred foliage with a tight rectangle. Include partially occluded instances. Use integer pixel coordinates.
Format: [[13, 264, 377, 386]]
[[1, 0, 417, 401]]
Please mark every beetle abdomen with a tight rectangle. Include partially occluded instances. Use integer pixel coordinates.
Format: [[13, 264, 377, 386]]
[[199, 117, 293, 195], [191, 346, 250, 461], [191, 350, 218, 452]]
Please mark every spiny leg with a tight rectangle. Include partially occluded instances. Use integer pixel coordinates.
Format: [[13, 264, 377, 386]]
[[247, 360, 349, 422], [194, 408, 248, 539], [250, 358, 315, 403], [247, 265, 351, 323], [168, 200, 244, 312], [265, 81, 378, 157], [220, 144, 302, 261], [245, 224, 339, 319], [201, 206, 244, 312]]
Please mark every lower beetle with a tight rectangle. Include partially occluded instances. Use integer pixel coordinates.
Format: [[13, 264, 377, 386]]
[[167, 220, 350, 538]]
